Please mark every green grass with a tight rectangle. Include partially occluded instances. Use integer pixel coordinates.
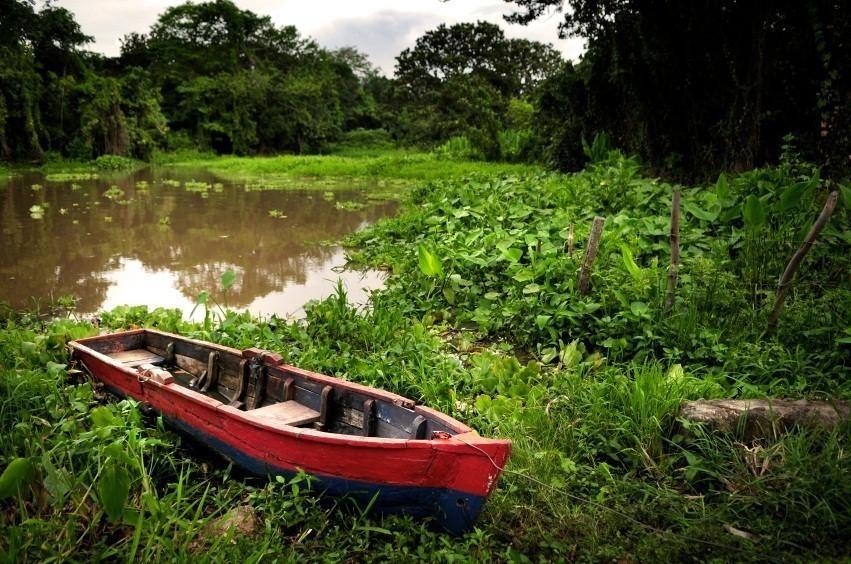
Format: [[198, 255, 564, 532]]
[[18, 147, 536, 195], [2, 292, 849, 561], [157, 149, 538, 186], [1, 149, 849, 561]]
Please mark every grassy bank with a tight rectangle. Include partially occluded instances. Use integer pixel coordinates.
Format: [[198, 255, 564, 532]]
[[14, 148, 537, 192], [1, 151, 850, 561], [155, 149, 537, 186]]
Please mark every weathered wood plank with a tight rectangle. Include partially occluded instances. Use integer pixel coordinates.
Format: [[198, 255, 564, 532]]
[[109, 349, 165, 367], [247, 401, 319, 427], [680, 399, 850, 439]]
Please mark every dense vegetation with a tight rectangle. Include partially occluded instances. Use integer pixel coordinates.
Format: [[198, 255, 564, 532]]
[[3, 0, 848, 180], [0, 0, 383, 161], [2, 146, 849, 560], [1, 0, 850, 560], [349, 148, 851, 393], [508, 0, 851, 179]]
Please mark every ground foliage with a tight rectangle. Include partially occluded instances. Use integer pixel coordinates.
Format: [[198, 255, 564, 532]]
[[1, 152, 850, 561], [349, 150, 851, 394]]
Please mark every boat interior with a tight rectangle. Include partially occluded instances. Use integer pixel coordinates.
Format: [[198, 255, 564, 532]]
[[75, 329, 461, 440]]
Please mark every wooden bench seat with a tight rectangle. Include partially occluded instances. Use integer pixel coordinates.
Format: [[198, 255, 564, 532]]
[[247, 401, 320, 427], [109, 349, 165, 368]]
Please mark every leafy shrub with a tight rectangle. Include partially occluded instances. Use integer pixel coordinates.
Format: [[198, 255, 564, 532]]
[[349, 151, 850, 388], [94, 155, 140, 170], [498, 128, 535, 162], [433, 136, 484, 161], [331, 128, 394, 152]]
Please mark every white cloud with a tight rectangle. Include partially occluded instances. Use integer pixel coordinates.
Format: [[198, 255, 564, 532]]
[[54, 0, 584, 74]]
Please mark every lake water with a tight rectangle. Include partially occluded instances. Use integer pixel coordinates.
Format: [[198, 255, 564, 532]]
[[0, 168, 397, 319]]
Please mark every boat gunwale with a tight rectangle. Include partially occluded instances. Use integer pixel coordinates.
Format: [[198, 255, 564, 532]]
[[69, 330, 507, 451]]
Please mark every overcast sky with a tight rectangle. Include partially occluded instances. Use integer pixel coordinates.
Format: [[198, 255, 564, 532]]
[[54, 0, 584, 74]]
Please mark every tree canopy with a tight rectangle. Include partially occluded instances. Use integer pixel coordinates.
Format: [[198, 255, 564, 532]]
[[0, 0, 383, 159], [506, 0, 851, 179], [392, 21, 562, 158], [1, 0, 847, 179]]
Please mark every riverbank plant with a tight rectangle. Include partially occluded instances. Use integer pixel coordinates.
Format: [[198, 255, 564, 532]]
[[1, 149, 849, 561]]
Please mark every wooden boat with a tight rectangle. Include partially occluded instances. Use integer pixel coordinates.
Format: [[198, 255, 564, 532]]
[[69, 329, 511, 533]]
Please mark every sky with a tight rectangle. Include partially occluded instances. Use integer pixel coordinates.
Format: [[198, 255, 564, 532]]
[[55, 0, 584, 74]]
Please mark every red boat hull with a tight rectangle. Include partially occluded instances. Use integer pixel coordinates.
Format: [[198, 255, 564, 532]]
[[71, 341, 511, 533]]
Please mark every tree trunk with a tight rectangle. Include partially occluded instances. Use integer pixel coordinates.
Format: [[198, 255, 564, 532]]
[[680, 399, 850, 440]]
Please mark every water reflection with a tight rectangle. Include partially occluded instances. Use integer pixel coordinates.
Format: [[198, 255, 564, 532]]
[[0, 168, 397, 318]]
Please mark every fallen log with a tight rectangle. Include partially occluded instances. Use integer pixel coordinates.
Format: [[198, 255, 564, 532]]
[[680, 399, 850, 439]]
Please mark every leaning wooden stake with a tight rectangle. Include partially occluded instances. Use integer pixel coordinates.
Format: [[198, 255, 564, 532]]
[[665, 190, 681, 310], [578, 216, 605, 295], [766, 190, 839, 333]]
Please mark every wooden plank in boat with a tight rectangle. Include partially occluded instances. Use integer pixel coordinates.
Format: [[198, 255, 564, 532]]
[[247, 401, 320, 427], [109, 349, 165, 367]]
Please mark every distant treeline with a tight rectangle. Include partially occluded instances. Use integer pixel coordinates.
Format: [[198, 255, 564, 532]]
[[1, 0, 848, 179]]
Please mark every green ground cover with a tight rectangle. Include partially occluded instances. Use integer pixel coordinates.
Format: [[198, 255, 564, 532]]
[[1, 151, 849, 561], [157, 149, 537, 186]]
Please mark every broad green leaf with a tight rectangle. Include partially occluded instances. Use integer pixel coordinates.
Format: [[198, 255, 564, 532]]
[[91, 406, 118, 428], [540, 347, 558, 364], [417, 244, 444, 277], [715, 173, 730, 199], [483, 291, 501, 300], [495, 238, 516, 252], [779, 181, 811, 211], [98, 462, 130, 523], [196, 291, 209, 306], [42, 454, 70, 503], [630, 302, 649, 317], [619, 245, 642, 280], [442, 286, 456, 304], [501, 247, 523, 263], [0, 458, 34, 499], [512, 269, 535, 282], [839, 184, 851, 209], [220, 269, 236, 291], [104, 442, 132, 466], [742, 195, 766, 228], [474, 395, 492, 413], [522, 283, 541, 294], [683, 201, 719, 222], [719, 206, 742, 223], [535, 315, 551, 329]]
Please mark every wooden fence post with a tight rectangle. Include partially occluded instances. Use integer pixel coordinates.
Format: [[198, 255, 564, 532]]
[[766, 190, 839, 333], [578, 216, 605, 295], [665, 190, 681, 310], [566, 223, 575, 255]]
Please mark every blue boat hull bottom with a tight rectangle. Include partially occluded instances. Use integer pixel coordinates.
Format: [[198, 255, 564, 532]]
[[165, 415, 488, 534]]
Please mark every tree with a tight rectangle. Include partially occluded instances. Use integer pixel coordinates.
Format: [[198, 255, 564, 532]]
[[0, 0, 386, 160], [393, 21, 561, 153], [505, 0, 851, 178]]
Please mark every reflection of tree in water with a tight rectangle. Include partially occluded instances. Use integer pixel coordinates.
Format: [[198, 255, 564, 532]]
[[0, 169, 396, 311], [0, 178, 113, 310]]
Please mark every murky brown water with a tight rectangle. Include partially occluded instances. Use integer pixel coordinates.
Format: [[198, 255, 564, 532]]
[[0, 168, 397, 318]]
